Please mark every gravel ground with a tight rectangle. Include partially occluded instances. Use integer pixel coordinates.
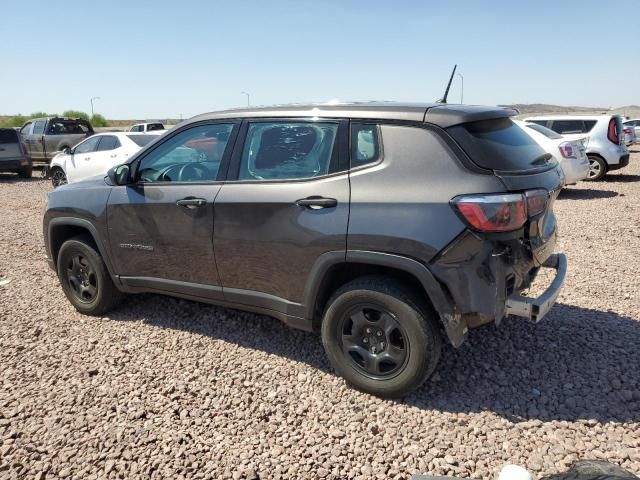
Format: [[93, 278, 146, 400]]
[[1, 152, 639, 480]]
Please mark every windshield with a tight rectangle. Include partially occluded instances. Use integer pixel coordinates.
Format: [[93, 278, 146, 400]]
[[127, 134, 158, 147], [448, 117, 556, 171], [526, 122, 563, 139]]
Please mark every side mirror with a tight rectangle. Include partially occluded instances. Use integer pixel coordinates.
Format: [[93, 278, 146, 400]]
[[63, 146, 72, 155], [107, 164, 131, 186]]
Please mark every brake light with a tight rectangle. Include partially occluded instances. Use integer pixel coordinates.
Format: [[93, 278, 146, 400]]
[[453, 190, 548, 232], [558, 142, 576, 159], [607, 118, 620, 144], [624, 127, 631, 134]]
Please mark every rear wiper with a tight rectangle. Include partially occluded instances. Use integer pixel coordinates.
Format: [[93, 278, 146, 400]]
[[530, 152, 552, 166]]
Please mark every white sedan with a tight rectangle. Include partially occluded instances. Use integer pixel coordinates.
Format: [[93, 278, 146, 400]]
[[49, 132, 161, 187], [515, 120, 589, 185]]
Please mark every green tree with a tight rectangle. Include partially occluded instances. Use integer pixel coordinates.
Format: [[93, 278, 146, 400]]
[[29, 112, 54, 119], [62, 110, 90, 121], [0, 115, 28, 128], [90, 114, 109, 127]]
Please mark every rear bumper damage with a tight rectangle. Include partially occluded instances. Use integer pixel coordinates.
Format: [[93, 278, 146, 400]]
[[505, 253, 567, 322]]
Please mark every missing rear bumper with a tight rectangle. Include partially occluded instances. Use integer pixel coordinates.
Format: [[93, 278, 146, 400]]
[[505, 253, 567, 323]]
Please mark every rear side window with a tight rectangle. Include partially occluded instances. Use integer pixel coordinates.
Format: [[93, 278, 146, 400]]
[[47, 120, 92, 135], [147, 123, 164, 131], [238, 122, 338, 181], [96, 135, 120, 151], [525, 123, 563, 140], [583, 120, 597, 132], [351, 124, 380, 167], [127, 134, 157, 147], [549, 120, 586, 134], [448, 118, 554, 171], [0, 129, 19, 144]]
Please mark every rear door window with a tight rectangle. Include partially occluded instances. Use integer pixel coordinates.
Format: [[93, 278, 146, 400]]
[[583, 120, 597, 132], [0, 129, 19, 144], [147, 123, 164, 131], [448, 117, 554, 171], [96, 135, 121, 151], [549, 120, 586, 134]]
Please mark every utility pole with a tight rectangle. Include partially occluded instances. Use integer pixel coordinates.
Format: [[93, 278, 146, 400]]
[[241, 91, 250, 107], [90, 96, 100, 117]]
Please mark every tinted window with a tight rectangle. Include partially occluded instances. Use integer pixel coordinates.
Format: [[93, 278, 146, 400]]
[[74, 136, 101, 154], [47, 120, 91, 135], [351, 124, 380, 167], [127, 134, 157, 147], [33, 121, 46, 135], [147, 123, 164, 131], [96, 135, 120, 151], [448, 118, 554, 171], [239, 122, 338, 181], [527, 120, 548, 127], [0, 129, 19, 144], [525, 123, 563, 140], [583, 120, 597, 132], [550, 120, 585, 134], [138, 123, 233, 183]]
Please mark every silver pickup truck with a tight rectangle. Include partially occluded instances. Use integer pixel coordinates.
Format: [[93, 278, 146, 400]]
[[20, 117, 94, 164]]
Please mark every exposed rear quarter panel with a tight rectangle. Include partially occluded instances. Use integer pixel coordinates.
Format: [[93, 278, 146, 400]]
[[347, 124, 506, 262]]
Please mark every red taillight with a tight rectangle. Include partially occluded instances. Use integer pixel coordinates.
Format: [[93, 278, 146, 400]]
[[453, 190, 548, 232], [624, 127, 631, 134], [607, 118, 619, 144], [558, 142, 576, 159]]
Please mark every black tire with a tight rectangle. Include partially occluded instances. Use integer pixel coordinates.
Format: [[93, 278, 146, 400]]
[[18, 165, 33, 179], [321, 276, 442, 398], [57, 235, 125, 315], [585, 155, 607, 181], [50, 167, 67, 187]]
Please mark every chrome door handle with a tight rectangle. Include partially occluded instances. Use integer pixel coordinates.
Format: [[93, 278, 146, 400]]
[[176, 197, 207, 209], [296, 196, 338, 209]]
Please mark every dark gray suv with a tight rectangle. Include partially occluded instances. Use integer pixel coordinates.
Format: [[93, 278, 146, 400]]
[[43, 102, 567, 397]]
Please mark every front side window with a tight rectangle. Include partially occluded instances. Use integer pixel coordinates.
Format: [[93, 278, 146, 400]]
[[96, 135, 120, 151], [351, 124, 380, 167], [73, 136, 101, 154], [20, 123, 32, 135], [525, 123, 563, 140], [137, 123, 233, 183], [238, 122, 338, 181], [32, 121, 46, 135]]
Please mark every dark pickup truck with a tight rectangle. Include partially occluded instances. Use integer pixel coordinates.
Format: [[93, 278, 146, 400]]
[[20, 117, 94, 164]]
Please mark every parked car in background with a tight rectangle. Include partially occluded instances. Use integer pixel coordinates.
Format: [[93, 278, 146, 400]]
[[0, 128, 32, 178], [622, 121, 638, 146], [525, 115, 629, 180], [44, 102, 567, 397], [515, 120, 588, 185], [48, 132, 161, 187], [623, 119, 640, 139], [20, 117, 94, 164], [127, 122, 165, 133]]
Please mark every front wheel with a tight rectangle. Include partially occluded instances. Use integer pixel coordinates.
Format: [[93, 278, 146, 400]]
[[585, 155, 607, 181], [57, 235, 125, 315], [321, 276, 442, 398], [50, 167, 67, 187]]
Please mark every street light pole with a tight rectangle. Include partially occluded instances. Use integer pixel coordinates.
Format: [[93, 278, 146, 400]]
[[241, 91, 250, 107], [457, 74, 464, 104], [90, 96, 100, 117]]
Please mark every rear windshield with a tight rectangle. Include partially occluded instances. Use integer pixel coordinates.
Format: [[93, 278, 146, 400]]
[[147, 123, 164, 131], [525, 123, 563, 139], [448, 118, 555, 171], [127, 134, 157, 147], [0, 129, 19, 144]]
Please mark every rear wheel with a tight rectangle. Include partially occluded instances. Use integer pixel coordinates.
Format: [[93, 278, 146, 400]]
[[50, 167, 67, 187], [321, 276, 442, 398], [18, 165, 32, 178], [57, 235, 125, 315], [585, 155, 607, 181]]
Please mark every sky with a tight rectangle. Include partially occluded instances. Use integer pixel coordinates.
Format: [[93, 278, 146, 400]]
[[1, 0, 638, 119]]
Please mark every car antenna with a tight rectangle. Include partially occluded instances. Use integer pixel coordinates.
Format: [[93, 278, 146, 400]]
[[436, 64, 457, 104]]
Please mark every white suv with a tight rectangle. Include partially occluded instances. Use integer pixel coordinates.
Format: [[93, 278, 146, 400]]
[[525, 115, 629, 180]]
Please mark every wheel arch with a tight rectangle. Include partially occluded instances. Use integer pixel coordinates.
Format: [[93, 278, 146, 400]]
[[48, 217, 118, 282], [305, 250, 464, 346]]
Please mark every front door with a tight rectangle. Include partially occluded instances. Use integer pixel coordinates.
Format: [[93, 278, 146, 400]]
[[107, 121, 238, 299], [214, 119, 349, 314]]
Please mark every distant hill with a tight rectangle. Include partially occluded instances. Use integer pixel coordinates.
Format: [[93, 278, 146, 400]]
[[502, 104, 640, 118]]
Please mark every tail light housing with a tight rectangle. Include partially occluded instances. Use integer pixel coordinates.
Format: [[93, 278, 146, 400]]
[[453, 189, 548, 232], [558, 142, 576, 159], [607, 118, 620, 145]]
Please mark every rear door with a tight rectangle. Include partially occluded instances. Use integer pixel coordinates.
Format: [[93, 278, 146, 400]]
[[107, 121, 238, 297], [213, 119, 349, 315], [28, 120, 47, 160], [0, 129, 23, 160]]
